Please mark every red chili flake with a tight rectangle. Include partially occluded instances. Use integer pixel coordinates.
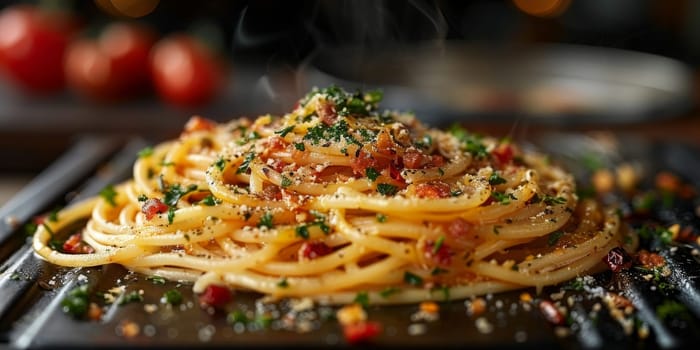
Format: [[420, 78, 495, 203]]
[[415, 181, 451, 199], [424, 239, 452, 266], [183, 116, 216, 133], [318, 100, 338, 125], [198, 284, 232, 308], [539, 300, 564, 325], [342, 321, 382, 344], [389, 164, 404, 184], [298, 241, 334, 260], [141, 198, 169, 220], [491, 143, 514, 166], [62, 232, 95, 254], [636, 250, 665, 269], [603, 246, 633, 272], [446, 218, 475, 238]]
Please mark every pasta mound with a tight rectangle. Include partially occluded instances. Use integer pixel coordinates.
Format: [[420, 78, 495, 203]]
[[33, 86, 636, 304]]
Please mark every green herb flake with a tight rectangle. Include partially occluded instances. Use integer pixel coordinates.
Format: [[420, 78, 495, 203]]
[[548, 231, 565, 246], [163, 183, 198, 207], [119, 290, 144, 305], [404, 272, 423, 286], [200, 194, 221, 206], [167, 207, 176, 224], [214, 157, 227, 171], [236, 152, 256, 174], [543, 195, 567, 205], [366, 167, 380, 182], [353, 291, 369, 308], [491, 191, 516, 205], [376, 213, 387, 223], [162, 289, 183, 305], [379, 287, 400, 298], [488, 172, 507, 185], [137, 194, 148, 202], [258, 211, 274, 229], [138, 146, 154, 158], [294, 142, 306, 151], [295, 225, 310, 239], [100, 185, 117, 207], [61, 284, 90, 318], [227, 310, 249, 324], [281, 176, 293, 188], [277, 277, 289, 288], [275, 125, 295, 137], [377, 183, 398, 196], [147, 275, 166, 285], [432, 236, 445, 255]]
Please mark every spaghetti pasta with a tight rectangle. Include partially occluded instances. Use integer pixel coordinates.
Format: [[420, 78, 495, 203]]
[[32, 86, 636, 305]]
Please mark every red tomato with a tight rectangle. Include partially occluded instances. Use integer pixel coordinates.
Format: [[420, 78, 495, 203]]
[[65, 22, 156, 102], [342, 321, 382, 344], [198, 284, 232, 308], [0, 5, 79, 94], [150, 34, 225, 107]]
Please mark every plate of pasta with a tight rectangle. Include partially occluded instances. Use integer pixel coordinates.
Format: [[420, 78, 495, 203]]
[[5, 86, 699, 348]]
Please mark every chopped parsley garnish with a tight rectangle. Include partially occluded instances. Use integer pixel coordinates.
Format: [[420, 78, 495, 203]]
[[365, 167, 380, 181], [167, 207, 176, 224], [23, 221, 37, 236], [638, 225, 673, 246], [488, 172, 507, 185], [277, 277, 289, 288], [163, 184, 198, 207], [227, 310, 249, 324], [214, 157, 227, 171], [432, 235, 445, 254], [354, 291, 370, 308], [301, 86, 382, 117], [138, 146, 154, 158], [377, 183, 398, 196], [404, 272, 423, 286], [379, 287, 400, 298], [656, 300, 689, 321], [236, 152, 256, 174], [275, 125, 295, 137], [137, 194, 148, 202], [100, 185, 117, 207], [376, 213, 387, 223], [147, 275, 166, 285], [258, 211, 274, 229], [119, 290, 144, 305], [548, 231, 565, 246], [199, 194, 221, 206], [303, 119, 360, 146], [449, 124, 488, 159], [162, 289, 183, 305], [294, 142, 305, 151], [61, 284, 90, 318], [295, 225, 310, 239], [543, 195, 567, 205], [564, 278, 585, 291], [281, 176, 293, 188], [491, 191, 516, 205]]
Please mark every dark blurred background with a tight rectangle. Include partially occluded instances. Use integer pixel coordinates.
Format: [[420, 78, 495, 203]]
[[1, 0, 699, 202]]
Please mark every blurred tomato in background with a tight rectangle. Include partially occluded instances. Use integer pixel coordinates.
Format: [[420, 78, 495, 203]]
[[149, 33, 226, 108], [64, 22, 156, 102], [0, 4, 81, 95]]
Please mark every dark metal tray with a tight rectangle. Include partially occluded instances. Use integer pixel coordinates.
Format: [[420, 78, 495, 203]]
[[299, 43, 694, 127], [1, 132, 699, 349]]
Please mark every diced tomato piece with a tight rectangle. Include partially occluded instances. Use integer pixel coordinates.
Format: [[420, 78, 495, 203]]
[[317, 100, 337, 125], [447, 218, 474, 237], [183, 116, 217, 133], [424, 240, 452, 266], [403, 149, 427, 169], [491, 143, 514, 165], [342, 321, 382, 344], [415, 181, 451, 198], [299, 241, 334, 260], [389, 164, 404, 184], [141, 198, 169, 220], [375, 131, 396, 156], [636, 249, 665, 269], [62, 232, 95, 254], [430, 154, 445, 167], [198, 284, 232, 308]]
